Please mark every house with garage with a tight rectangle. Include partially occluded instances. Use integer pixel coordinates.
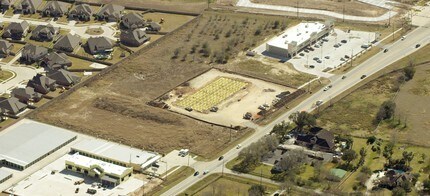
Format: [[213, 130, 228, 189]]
[[11, 87, 42, 103], [68, 3, 92, 21], [30, 24, 59, 41], [0, 0, 14, 12], [14, 0, 42, 14], [27, 74, 56, 94], [53, 34, 81, 53], [20, 44, 48, 64], [86, 37, 113, 55], [40, 52, 72, 70], [41, 0, 70, 17], [120, 29, 149, 47], [0, 39, 13, 58], [94, 4, 124, 22], [295, 127, 335, 152], [47, 69, 80, 86], [0, 97, 27, 115], [120, 12, 145, 29], [2, 21, 29, 40]]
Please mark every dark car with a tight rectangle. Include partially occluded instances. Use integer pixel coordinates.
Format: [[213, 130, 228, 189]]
[[194, 171, 200, 176], [383, 48, 389, 53], [361, 75, 367, 79], [341, 40, 347, 43], [342, 75, 347, 79], [218, 156, 224, 161], [416, 44, 421, 48]]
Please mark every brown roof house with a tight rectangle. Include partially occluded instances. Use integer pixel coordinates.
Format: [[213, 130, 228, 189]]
[[14, 0, 42, 14], [30, 24, 59, 41], [295, 127, 335, 152], [377, 170, 414, 189], [68, 4, 92, 21], [47, 69, 80, 86], [41, 0, 70, 17], [120, 12, 145, 29], [27, 74, 56, 94], [11, 87, 42, 103], [86, 37, 113, 55], [40, 52, 72, 70], [0, 39, 13, 58], [2, 21, 29, 40], [20, 44, 48, 64], [0, 97, 27, 115], [53, 34, 81, 53], [0, 0, 15, 12], [120, 29, 149, 47], [94, 4, 124, 22]]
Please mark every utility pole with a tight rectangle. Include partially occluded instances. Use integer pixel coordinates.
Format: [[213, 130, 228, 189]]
[[350, 49, 353, 67], [296, 0, 299, 18]]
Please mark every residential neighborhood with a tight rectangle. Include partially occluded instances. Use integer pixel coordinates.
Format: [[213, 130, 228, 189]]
[[0, 0, 429, 196]]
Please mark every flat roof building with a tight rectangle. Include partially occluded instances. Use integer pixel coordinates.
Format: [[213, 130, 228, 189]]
[[0, 119, 77, 170], [266, 22, 332, 58], [0, 169, 12, 184], [66, 153, 133, 187], [71, 140, 161, 171]]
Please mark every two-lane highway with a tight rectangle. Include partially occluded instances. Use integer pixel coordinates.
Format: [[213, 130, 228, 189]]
[[161, 21, 430, 196]]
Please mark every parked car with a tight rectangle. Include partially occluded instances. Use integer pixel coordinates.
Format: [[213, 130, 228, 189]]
[[344, 55, 350, 59], [304, 49, 309, 53], [361, 75, 367, 79], [299, 53, 305, 56], [324, 56, 330, 59], [341, 40, 347, 43], [309, 65, 315, 69], [313, 57, 319, 61], [316, 60, 322, 63], [87, 189, 97, 194], [75, 188, 79, 193]]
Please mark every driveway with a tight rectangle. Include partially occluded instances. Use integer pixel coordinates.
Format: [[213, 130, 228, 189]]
[[236, 0, 397, 22], [0, 53, 44, 94], [0, 14, 118, 40]]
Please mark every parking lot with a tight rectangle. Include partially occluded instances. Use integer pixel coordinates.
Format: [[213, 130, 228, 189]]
[[290, 29, 377, 76]]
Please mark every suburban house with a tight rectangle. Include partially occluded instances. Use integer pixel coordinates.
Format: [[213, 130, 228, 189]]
[[86, 37, 113, 55], [68, 3, 92, 21], [0, 39, 13, 58], [295, 127, 335, 152], [0, 97, 27, 115], [47, 69, 80, 86], [0, 0, 14, 12], [146, 22, 161, 32], [11, 87, 42, 103], [120, 29, 149, 47], [40, 52, 72, 70], [2, 21, 29, 40], [20, 44, 48, 64], [94, 4, 124, 22], [377, 170, 414, 189], [120, 12, 145, 29], [53, 34, 81, 53], [41, 0, 70, 17], [27, 74, 56, 94], [30, 24, 59, 41], [14, 0, 42, 14]]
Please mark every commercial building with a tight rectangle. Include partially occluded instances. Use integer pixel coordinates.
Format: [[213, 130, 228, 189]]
[[65, 153, 133, 187], [0, 169, 12, 184], [71, 139, 161, 171], [265, 21, 333, 58], [0, 119, 77, 170]]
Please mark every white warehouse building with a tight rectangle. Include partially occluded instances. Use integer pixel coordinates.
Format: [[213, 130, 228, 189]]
[[266, 21, 333, 58]]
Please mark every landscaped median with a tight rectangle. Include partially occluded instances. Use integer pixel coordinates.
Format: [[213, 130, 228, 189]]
[[179, 173, 280, 195]]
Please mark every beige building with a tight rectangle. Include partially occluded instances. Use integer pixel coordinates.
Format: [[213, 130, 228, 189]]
[[65, 153, 133, 187]]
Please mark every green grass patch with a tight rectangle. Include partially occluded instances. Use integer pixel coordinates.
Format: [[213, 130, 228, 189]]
[[149, 166, 195, 196], [0, 70, 14, 81]]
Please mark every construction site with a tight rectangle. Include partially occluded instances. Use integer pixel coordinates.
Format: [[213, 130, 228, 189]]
[[161, 69, 296, 126]]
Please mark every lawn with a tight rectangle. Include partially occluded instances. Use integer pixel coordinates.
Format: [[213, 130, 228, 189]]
[[226, 157, 274, 179], [67, 56, 98, 70], [180, 173, 279, 196], [0, 70, 14, 81], [142, 12, 195, 32], [148, 166, 195, 196], [1, 43, 24, 63]]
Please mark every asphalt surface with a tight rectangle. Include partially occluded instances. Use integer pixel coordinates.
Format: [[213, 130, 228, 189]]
[[236, 0, 397, 22], [161, 20, 430, 196]]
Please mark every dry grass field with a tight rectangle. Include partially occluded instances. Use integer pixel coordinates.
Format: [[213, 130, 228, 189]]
[[250, 0, 388, 17], [82, 0, 209, 13], [30, 11, 299, 159]]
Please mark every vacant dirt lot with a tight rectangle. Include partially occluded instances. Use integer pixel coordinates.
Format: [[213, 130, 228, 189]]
[[251, 0, 388, 17], [31, 11, 300, 159], [82, 0, 208, 13]]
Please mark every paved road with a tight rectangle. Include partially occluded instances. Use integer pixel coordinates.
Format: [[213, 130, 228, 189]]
[[161, 19, 430, 196], [0, 53, 44, 94], [236, 0, 397, 22], [0, 14, 118, 40]]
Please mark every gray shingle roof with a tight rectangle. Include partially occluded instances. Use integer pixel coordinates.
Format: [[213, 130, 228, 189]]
[[120, 29, 149, 47], [0, 39, 13, 55], [96, 4, 124, 20], [42, 1, 69, 15], [53, 34, 80, 52], [86, 37, 113, 54], [0, 97, 27, 114], [121, 12, 145, 29], [69, 3, 92, 17], [31, 24, 58, 41], [41, 52, 72, 70], [21, 44, 48, 62], [48, 69, 80, 86]]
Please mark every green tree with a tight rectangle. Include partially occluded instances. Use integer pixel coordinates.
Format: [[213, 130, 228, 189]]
[[402, 151, 414, 166], [367, 136, 377, 144], [383, 143, 394, 163], [342, 149, 357, 166], [248, 184, 265, 196], [288, 111, 316, 132]]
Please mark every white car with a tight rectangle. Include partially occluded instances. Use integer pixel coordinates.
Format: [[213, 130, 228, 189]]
[[236, 144, 242, 149]]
